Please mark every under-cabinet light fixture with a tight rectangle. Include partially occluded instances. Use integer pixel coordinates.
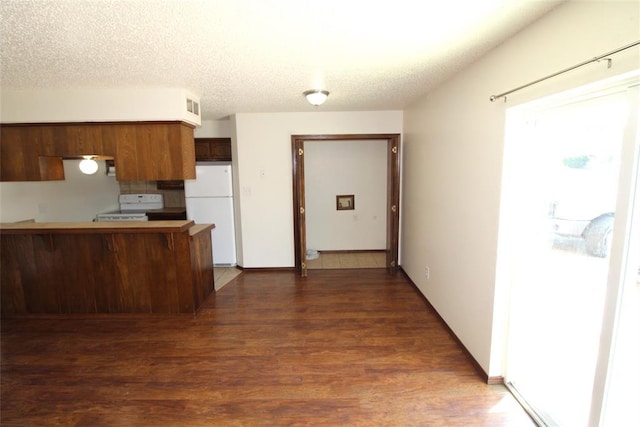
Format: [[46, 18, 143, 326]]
[[79, 156, 99, 175], [303, 89, 330, 106]]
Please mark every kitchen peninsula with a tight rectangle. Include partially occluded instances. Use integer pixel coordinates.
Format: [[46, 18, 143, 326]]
[[0, 220, 214, 315]]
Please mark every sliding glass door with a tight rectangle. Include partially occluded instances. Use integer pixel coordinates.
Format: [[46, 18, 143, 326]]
[[501, 76, 639, 426], [595, 86, 640, 427]]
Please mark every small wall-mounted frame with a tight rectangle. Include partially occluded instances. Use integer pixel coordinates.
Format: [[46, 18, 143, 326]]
[[336, 194, 355, 210]]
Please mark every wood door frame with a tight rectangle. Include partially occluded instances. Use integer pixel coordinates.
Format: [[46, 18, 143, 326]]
[[291, 134, 401, 276]]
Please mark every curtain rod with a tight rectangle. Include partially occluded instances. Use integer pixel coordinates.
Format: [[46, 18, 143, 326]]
[[489, 40, 640, 102]]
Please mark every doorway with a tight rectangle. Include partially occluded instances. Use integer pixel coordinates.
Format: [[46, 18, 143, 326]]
[[291, 134, 401, 277], [498, 75, 639, 426]]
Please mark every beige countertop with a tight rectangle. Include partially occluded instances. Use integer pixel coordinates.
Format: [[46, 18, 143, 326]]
[[0, 220, 207, 234]]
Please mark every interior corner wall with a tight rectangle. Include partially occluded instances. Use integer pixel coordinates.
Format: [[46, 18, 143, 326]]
[[401, 0, 639, 378], [229, 114, 244, 268], [232, 111, 402, 268], [194, 119, 232, 138]]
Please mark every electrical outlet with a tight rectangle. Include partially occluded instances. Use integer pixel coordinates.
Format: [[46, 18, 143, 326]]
[[425, 266, 430, 280]]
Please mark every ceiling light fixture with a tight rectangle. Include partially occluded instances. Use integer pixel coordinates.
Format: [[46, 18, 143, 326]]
[[79, 156, 99, 175], [303, 89, 330, 106]]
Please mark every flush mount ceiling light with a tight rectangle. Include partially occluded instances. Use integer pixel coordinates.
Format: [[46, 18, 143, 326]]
[[303, 89, 330, 106], [79, 156, 99, 175]]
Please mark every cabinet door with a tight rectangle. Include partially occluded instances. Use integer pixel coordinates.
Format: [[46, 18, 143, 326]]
[[0, 127, 35, 181], [212, 140, 232, 160], [35, 126, 57, 156], [177, 123, 197, 180], [134, 123, 169, 181], [194, 140, 211, 159], [47, 124, 115, 158], [61, 125, 105, 156], [98, 124, 118, 157], [0, 126, 64, 181], [114, 124, 140, 181], [135, 123, 193, 181], [194, 138, 231, 161], [115, 122, 196, 181]]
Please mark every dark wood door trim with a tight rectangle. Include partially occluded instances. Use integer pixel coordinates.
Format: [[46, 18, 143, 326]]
[[291, 134, 401, 276], [291, 137, 307, 277], [386, 134, 401, 272]]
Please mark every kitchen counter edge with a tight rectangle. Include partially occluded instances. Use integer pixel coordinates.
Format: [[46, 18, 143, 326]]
[[0, 220, 214, 235]]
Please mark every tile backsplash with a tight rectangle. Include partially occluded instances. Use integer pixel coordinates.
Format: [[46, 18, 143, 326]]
[[119, 181, 185, 208]]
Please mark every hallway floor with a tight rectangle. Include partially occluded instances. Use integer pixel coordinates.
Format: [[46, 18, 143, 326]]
[[306, 250, 386, 269]]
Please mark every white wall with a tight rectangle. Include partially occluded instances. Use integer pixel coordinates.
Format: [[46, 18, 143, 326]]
[[195, 119, 232, 138], [229, 115, 244, 266], [401, 0, 639, 377], [233, 111, 402, 267], [0, 160, 120, 222], [305, 140, 387, 251]]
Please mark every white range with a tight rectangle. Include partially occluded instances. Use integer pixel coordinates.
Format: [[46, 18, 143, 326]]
[[95, 194, 164, 222]]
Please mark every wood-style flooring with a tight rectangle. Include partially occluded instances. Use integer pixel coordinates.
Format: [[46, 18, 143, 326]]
[[1, 270, 534, 426]]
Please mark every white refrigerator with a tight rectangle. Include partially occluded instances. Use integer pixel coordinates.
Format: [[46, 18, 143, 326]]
[[185, 163, 237, 266]]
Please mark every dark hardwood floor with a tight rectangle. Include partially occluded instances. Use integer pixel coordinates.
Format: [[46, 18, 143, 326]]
[[1, 269, 534, 426]]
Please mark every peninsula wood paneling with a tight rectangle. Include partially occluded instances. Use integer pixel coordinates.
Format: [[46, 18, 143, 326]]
[[189, 225, 215, 308], [0, 223, 214, 314]]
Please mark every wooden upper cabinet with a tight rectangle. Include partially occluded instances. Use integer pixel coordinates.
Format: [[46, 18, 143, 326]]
[[112, 124, 139, 181], [115, 122, 196, 181], [0, 125, 64, 181], [0, 122, 195, 182], [57, 125, 113, 157], [194, 138, 232, 161]]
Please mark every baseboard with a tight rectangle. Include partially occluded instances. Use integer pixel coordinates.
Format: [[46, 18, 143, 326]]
[[487, 376, 504, 385], [236, 266, 297, 272], [399, 267, 502, 385], [315, 249, 386, 254]]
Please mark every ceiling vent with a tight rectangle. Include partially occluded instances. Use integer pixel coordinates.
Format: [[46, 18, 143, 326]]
[[183, 92, 202, 126], [186, 96, 200, 118]]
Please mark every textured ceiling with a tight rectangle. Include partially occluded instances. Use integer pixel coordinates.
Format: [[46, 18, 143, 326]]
[[0, 0, 563, 120]]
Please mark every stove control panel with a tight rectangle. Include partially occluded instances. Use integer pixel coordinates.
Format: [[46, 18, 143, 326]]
[[119, 194, 164, 211]]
